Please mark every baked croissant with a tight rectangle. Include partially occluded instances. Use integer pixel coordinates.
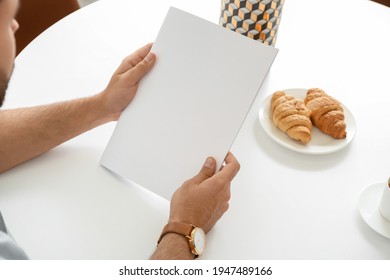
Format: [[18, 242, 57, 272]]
[[271, 91, 312, 144], [304, 88, 347, 139]]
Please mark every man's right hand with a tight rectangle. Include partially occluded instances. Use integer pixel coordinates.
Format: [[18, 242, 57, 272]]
[[168, 152, 240, 233]]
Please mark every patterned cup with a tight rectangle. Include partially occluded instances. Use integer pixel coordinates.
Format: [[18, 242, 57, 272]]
[[219, 0, 284, 46]]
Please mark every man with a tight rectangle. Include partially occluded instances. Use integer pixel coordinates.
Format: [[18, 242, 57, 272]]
[[0, 0, 240, 259]]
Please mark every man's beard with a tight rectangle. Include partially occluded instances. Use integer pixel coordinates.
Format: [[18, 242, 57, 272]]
[[0, 78, 9, 107], [0, 67, 13, 108]]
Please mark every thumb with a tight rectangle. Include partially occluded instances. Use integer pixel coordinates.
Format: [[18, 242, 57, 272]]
[[191, 157, 216, 184]]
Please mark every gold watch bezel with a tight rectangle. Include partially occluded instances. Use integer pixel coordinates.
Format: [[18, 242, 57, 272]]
[[187, 226, 206, 256]]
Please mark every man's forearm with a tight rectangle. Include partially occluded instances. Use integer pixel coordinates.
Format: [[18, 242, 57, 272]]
[[150, 233, 194, 260], [0, 94, 110, 172]]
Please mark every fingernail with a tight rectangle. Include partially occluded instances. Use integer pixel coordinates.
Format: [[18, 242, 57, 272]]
[[144, 52, 154, 63], [204, 157, 213, 168]]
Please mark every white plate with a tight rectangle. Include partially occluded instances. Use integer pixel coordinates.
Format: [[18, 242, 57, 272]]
[[358, 182, 390, 239], [258, 88, 357, 155]]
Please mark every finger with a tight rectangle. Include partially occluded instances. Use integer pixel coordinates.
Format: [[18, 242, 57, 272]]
[[225, 184, 231, 200], [123, 51, 156, 84], [215, 152, 240, 182], [115, 43, 153, 74], [191, 157, 216, 184]]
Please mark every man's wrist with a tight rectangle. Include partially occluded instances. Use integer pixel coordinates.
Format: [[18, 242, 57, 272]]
[[89, 93, 117, 123], [151, 232, 195, 260], [157, 222, 206, 258]]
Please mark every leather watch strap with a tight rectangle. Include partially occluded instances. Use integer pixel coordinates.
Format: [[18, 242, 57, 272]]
[[157, 222, 195, 244]]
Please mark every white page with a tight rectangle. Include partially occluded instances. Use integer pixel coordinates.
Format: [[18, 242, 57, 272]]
[[100, 7, 278, 200]]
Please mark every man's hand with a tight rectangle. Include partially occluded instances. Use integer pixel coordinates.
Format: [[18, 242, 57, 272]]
[[99, 43, 156, 121], [150, 152, 240, 259], [0, 43, 156, 172], [169, 152, 240, 233]]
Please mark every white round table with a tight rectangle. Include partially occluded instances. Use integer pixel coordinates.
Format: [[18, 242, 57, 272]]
[[1, 0, 390, 259]]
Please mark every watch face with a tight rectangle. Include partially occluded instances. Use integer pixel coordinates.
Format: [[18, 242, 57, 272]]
[[192, 227, 206, 255]]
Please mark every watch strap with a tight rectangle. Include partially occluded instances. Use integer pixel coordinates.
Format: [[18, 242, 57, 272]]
[[157, 222, 194, 244]]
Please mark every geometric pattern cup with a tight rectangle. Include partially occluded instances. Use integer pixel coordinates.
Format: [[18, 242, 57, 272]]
[[220, 0, 284, 46]]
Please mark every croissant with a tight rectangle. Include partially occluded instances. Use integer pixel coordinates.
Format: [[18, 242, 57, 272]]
[[271, 91, 312, 144], [304, 88, 347, 139]]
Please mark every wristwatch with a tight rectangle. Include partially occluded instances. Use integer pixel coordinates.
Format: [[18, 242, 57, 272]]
[[157, 222, 206, 257]]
